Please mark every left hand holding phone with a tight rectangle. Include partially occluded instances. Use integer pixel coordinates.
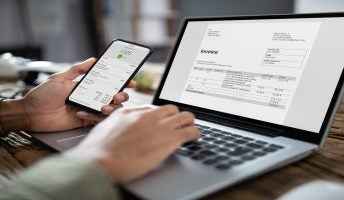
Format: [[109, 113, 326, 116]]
[[16, 58, 135, 132]]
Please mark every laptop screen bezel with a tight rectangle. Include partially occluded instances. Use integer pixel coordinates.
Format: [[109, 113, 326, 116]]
[[153, 12, 344, 145]]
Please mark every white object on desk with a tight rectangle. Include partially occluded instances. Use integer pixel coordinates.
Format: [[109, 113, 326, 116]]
[[0, 53, 70, 80], [0, 58, 20, 78], [0, 53, 29, 78], [21, 61, 70, 74], [277, 180, 344, 200]]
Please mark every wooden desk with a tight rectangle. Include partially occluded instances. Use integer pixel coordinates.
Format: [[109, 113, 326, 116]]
[[1, 89, 344, 199]]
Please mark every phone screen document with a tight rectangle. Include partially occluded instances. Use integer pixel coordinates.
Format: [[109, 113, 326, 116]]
[[69, 40, 150, 111]]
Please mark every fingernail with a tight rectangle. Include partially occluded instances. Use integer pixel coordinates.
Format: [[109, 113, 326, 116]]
[[76, 111, 88, 118], [103, 106, 114, 113], [118, 96, 125, 102]]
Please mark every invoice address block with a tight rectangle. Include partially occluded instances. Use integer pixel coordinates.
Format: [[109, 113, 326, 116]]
[[262, 48, 307, 68]]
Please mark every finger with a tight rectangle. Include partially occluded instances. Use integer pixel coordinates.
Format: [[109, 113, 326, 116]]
[[160, 111, 195, 129], [149, 105, 179, 120], [158, 125, 200, 150], [101, 104, 123, 115], [61, 58, 96, 79], [126, 80, 136, 88], [76, 111, 105, 122], [174, 126, 200, 145], [112, 92, 129, 104], [122, 106, 152, 114]]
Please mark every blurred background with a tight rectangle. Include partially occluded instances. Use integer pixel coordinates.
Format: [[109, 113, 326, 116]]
[[1, 0, 344, 63], [1, 0, 344, 98]]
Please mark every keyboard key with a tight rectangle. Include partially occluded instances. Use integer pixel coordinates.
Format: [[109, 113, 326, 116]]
[[241, 155, 256, 161], [228, 160, 243, 166], [233, 139, 248, 144], [270, 144, 284, 149], [256, 140, 268, 145], [191, 155, 205, 161], [206, 132, 216, 137], [210, 128, 221, 132], [202, 137, 216, 141], [203, 144, 217, 149], [199, 150, 217, 156], [212, 133, 223, 138], [227, 147, 252, 156], [231, 134, 242, 138], [214, 155, 230, 161], [213, 140, 226, 145], [201, 130, 212, 134], [176, 149, 193, 157], [199, 131, 205, 135], [222, 136, 236, 141], [215, 147, 229, 153], [224, 143, 238, 148], [246, 143, 264, 149], [215, 164, 231, 170], [220, 131, 232, 135], [262, 147, 278, 153], [203, 159, 218, 165], [187, 145, 202, 151], [195, 124, 205, 128], [252, 151, 266, 157], [196, 124, 210, 129], [242, 137, 254, 141]]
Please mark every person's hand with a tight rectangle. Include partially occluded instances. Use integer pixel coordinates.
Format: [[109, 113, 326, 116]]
[[66, 105, 200, 183], [20, 58, 135, 132]]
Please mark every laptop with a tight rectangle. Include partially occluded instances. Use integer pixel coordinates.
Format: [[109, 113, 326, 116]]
[[31, 13, 344, 200]]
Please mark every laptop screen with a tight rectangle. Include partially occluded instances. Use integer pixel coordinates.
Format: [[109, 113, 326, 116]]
[[158, 15, 344, 133]]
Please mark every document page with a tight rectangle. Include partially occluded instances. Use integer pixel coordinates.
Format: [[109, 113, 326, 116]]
[[180, 22, 321, 124]]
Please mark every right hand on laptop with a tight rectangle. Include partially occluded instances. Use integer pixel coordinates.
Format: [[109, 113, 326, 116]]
[[66, 105, 200, 183]]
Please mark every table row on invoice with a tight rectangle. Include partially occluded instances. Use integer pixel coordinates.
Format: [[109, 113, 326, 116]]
[[184, 67, 296, 109]]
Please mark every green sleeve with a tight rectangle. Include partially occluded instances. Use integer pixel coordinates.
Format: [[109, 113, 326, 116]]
[[0, 155, 120, 200]]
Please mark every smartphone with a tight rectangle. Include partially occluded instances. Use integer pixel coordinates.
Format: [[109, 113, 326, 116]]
[[66, 39, 153, 113]]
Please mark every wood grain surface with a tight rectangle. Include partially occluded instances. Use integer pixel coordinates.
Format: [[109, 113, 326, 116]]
[[0, 100, 343, 199]]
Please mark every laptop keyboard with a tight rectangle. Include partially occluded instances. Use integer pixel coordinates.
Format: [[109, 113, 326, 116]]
[[175, 124, 285, 171]]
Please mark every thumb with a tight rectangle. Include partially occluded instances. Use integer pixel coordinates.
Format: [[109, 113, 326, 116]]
[[61, 58, 96, 79]]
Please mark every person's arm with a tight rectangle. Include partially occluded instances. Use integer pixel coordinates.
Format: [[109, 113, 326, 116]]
[[0, 105, 199, 200], [0, 155, 120, 200], [0, 99, 29, 134], [0, 58, 135, 134]]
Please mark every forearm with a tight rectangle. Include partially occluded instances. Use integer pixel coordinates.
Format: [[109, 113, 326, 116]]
[[0, 99, 29, 133], [0, 155, 120, 200]]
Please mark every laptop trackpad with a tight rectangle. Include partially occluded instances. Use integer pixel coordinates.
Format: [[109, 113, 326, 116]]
[[56, 134, 86, 148]]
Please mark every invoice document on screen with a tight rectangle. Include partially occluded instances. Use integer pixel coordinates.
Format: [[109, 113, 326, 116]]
[[179, 21, 321, 124]]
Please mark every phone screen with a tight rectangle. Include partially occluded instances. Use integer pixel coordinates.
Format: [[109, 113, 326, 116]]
[[67, 40, 152, 112]]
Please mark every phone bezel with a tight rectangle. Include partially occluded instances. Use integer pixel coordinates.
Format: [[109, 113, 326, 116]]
[[65, 39, 153, 114]]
